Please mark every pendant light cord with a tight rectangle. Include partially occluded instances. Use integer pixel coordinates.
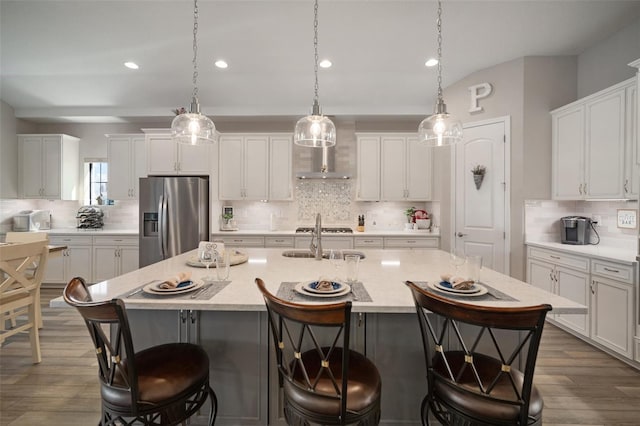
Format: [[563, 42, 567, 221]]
[[436, 0, 443, 104], [192, 0, 200, 101], [313, 0, 320, 109]]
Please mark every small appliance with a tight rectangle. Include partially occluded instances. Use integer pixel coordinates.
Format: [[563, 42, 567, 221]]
[[12, 210, 51, 231], [560, 216, 591, 245]]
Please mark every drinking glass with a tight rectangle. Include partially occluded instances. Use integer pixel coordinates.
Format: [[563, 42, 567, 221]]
[[328, 249, 343, 281], [216, 250, 230, 282], [466, 255, 483, 283], [449, 249, 466, 274], [198, 248, 215, 281], [344, 255, 360, 284]]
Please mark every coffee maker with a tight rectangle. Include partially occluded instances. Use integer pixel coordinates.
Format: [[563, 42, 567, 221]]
[[561, 216, 591, 245]]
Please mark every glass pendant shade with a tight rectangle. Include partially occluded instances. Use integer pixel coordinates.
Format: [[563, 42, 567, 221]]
[[294, 102, 336, 148], [171, 98, 216, 145], [418, 100, 463, 147]]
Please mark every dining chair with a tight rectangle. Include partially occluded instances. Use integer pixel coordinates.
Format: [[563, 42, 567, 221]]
[[5, 231, 49, 328], [255, 277, 381, 426], [0, 240, 49, 363], [405, 280, 552, 426], [63, 277, 218, 426]]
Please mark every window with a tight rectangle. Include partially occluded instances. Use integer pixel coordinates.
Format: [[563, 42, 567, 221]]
[[84, 160, 108, 205]]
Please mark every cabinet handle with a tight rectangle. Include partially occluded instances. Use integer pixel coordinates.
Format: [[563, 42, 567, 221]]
[[233, 239, 242, 242], [406, 240, 416, 244], [624, 179, 629, 193], [275, 239, 284, 243], [603, 267, 620, 273], [578, 184, 582, 195], [550, 255, 560, 260], [358, 313, 364, 327], [364, 240, 374, 243], [590, 281, 596, 295], [583, 183, 587, 194]]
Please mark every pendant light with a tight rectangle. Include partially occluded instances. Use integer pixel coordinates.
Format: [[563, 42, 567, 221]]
[[171, 0, 215, 145], [294, 0, 336, 148], [418, 0, 462, 147]]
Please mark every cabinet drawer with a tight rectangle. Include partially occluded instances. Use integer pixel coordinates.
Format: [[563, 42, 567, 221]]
[[265, 236, 294, 247], [354, 237, 384, 248], [49, 235, 93, 245], [384, 237, 438, 249], [93, 236, 138, 246], [216, 236, 265, 247], [591, 259, 634, 284], [528, 247, 589, 272]]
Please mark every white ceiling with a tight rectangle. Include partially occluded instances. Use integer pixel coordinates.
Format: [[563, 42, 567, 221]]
[[2, 0, 640, 124]]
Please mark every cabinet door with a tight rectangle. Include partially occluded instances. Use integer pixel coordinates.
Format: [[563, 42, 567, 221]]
[[219, 136, 245, 199], [108, 137, 134, 200], [356, 136, 380, 201], [178, 143, 211, 174], [43, 252, 65, 283], [269, 136, 293, 200], [591, 277, 634, 358], [585, 89, 625, 198], [381, 136, 407, 201], [406, 137, 432, 200], [42, 136, 62, 199], [527, 259, 554, 294], [20, 137, 44, 198], [147, 136, 177, 175], [552, 107, 584, 199], [66, 245, 92, 283], [120, 246, 140, 275], [625, 85, 638, 199], [131, 136, 147, 198], [555, 265, 590, 337], [93, 246, 119, 283], [244, 136, 269, 200]]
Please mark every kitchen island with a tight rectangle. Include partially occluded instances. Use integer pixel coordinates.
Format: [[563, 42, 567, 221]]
[[51, 248, 586, 426]]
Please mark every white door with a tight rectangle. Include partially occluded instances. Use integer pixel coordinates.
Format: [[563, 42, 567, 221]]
[[454, 119, 507, 274]]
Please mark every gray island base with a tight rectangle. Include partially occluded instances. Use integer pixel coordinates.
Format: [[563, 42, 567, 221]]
[[51, 248, 586, 425]]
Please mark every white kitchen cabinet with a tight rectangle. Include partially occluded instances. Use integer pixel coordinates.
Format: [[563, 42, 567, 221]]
[[355, 136, 380, 201], [354, 237, 384, 249], [383, 236, 439, 249], [44, 235, 92, 285], [552, 78, 634, 200], [269, 135, 293, 200], [294, 236, 354, 250], [107, 134, 146, 200], [264, 236, 295, 248], [625, 84, 638, 199], [18, 134, 80, 200], [92, 236, 139, 282], [145, 130, 212, 176]]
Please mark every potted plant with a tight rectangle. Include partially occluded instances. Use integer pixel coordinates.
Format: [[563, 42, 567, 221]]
[[222, 212, 233, 227], [471, 165, 486, 190], [404, 207, 416, 230]]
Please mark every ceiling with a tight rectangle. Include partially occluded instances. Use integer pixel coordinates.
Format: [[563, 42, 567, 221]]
[[2, 0, 640, 124]]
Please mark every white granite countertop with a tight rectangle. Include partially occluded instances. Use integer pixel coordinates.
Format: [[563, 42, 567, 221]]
[[525, 240, 637, 265], [213, 229, 440, 236], [51, 248, 586, 315]]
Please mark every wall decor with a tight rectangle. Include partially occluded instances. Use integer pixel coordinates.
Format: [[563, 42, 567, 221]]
[[616, 209, 637, 229], [471, 164, 486, 190], [468, 82, 493, 113]]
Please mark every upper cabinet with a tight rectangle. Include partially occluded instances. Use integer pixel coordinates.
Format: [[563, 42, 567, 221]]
[[18, 134, 80, 200], [552, 78, 636, 200], [218, 133, 292, 201], [106, 134, 147, 200], [144, 129, 213, 176], [356, 133, 432, 201]]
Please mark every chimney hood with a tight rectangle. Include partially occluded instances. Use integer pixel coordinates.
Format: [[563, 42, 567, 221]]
[[296, 146, 351, 179]]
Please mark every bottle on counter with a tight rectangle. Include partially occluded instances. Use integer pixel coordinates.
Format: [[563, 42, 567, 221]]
[[357, 215, 365, 232]]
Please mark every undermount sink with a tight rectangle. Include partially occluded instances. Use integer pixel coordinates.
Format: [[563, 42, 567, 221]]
[[281, 250, 366, 260]]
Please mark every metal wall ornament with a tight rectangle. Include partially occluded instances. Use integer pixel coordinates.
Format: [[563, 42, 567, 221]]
[[471, 164, 486, 190]]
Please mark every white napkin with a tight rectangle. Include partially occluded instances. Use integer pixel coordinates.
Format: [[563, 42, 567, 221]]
[[160, 271, 192, 289]]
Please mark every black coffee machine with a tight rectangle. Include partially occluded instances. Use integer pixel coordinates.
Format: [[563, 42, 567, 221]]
[[560, 216, 591, 245]]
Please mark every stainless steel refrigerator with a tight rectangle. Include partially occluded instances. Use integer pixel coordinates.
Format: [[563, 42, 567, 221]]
[[139, 176, 209, 267]]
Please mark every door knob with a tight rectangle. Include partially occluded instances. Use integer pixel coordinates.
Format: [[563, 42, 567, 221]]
[[456, 232, 467, 237]]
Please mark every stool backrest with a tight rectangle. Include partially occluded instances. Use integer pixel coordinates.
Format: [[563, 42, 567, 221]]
[[405, 280, 551, 425], [0, 240, 49, 296], [63, 277, 139, 411], [255, 278, 353, 419]]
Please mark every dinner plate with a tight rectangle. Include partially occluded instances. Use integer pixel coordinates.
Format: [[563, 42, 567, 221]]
[[294, 282, 351, 298], [435, 281, 482, 294], [143, 279, 204, 295], [303, 280, 347, 294], [428, 281, 488, 297]]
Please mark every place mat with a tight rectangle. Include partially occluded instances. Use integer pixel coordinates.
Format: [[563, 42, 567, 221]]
[[277, 281, 372, 303], [414, 281, 517, 302], [121, 280, 231, 301]]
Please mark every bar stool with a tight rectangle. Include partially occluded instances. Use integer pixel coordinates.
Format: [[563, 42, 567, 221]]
[[64, 277, 218, 426], [405, 280, 551, 426], [255, 278, 381, 425]]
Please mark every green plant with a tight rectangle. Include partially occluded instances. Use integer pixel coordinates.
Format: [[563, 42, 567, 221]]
[[222, 213, 233, 221], [471, 164, 486, 175], [404, 207, 416, 222]]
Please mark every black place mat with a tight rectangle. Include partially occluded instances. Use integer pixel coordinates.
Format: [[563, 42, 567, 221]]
[[277, 281, 372, 303], [414, 281, 517, 302], [121, 280, 231, 301]]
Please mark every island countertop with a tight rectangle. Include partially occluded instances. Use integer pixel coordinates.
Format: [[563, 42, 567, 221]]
[[51, 248, 587, 314]]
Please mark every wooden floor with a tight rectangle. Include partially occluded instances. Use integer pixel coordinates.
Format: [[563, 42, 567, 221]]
[[2, 289, 640, 425]]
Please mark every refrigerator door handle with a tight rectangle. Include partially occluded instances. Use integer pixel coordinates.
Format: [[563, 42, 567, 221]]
[[159, 195, 169, 259]]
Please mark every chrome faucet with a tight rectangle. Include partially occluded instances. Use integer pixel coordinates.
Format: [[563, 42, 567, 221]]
[[310, 213, 323, 260]]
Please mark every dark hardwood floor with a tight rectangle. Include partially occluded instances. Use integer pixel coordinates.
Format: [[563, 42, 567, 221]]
[[2, 289, 640, 425]]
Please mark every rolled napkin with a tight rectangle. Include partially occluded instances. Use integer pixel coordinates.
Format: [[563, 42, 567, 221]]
[[160, 271, 192, 289], [316, 280, 334, 292], [451, 276, 474, 290]]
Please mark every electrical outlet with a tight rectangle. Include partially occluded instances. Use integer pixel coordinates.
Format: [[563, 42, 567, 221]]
[[592, 215, 601, 226]]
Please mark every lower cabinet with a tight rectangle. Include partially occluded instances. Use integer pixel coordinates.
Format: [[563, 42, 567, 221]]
[[44, 236, 93, 285], [294, 235, 354, 250], [264, 236, 294, 248], [92, 236, 139, 282]]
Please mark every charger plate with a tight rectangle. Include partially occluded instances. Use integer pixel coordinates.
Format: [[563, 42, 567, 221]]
[[143, 279, 204, 295], [428, 281, 488, 297], [294, 282, 351, 298]]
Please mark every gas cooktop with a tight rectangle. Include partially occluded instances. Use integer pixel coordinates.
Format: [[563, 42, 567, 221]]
[[295, 227, 353, 234]]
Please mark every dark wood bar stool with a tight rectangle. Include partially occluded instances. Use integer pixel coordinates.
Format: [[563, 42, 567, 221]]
[[63, 277, 217, 426], [405, 280, 552, 426], [256, 278, 381, 425]]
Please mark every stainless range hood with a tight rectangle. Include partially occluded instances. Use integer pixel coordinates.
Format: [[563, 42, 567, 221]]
[[296, 146, 351, 179]]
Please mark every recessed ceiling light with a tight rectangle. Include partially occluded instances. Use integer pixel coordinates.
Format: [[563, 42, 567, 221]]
[[215, 60, 228, 69], [124, 62, 139, 70], [425, 58, 438, 67], [319, 59, 332, 68]]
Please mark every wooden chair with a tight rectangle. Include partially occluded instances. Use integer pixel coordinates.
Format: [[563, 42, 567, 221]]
[[63, 277, 218, 426], [5, 231, 49, 328], [256, 278, 381, 425], [0, 240, 49, 363], [405, 280, 552, 426]]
